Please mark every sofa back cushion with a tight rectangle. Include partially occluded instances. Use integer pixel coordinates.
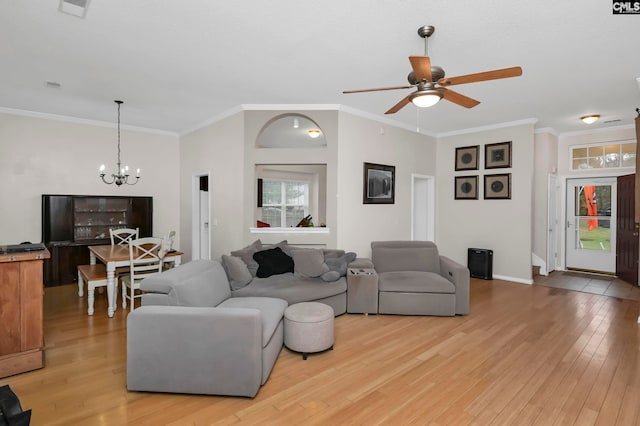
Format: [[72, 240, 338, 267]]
[[290, 248, 330, 278], [141, 260, 231, 307], [371, 241, 440, 273]]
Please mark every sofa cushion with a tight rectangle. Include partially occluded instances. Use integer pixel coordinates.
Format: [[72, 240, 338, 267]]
[[217, 297, 288, 347], [232, 273, 347, 305], [372, 245, 440, 273], [253, 247, 294, 278], [221, 255, 252, 290], [378, 271, 455, 294], [291, 248, 330, 278], [141, 260, 231, 307], [231, 239, 263, 277]]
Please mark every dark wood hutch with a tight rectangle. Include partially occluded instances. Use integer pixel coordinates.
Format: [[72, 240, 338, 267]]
[[42, 194, 152, 287]]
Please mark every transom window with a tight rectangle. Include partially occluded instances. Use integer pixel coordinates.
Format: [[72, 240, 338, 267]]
[[261, 180, 309, 227], [571, 141, 636, 170]]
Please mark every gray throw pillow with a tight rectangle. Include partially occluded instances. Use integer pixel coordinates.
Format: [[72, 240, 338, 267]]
[[291, 248, 330, 278], [321, 251, 357, 282], [221, 255, 253, 290], [230, 239, 262, 277]]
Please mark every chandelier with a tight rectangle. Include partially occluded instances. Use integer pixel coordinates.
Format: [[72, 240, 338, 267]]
[[99, 100, 140, 186]]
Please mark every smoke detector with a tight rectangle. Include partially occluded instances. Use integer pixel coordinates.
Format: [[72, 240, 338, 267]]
[[59, 0, 90, 18]]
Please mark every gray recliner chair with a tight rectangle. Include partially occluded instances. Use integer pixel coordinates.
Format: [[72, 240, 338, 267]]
[[371, 241, 469, 316]]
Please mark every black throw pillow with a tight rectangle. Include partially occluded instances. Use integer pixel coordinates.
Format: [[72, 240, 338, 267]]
[[253, 247, 294, 278]]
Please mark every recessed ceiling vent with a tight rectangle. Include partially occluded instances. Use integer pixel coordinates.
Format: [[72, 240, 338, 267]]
[[59, 0, 90, 18]]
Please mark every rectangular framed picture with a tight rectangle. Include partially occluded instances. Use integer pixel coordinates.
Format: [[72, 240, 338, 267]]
[[363, 162, 395, 204], [454, 175, 478, 200], [484, 173, 511, 199], [455, 145, 480, 171], [485, 141, 512, 169]]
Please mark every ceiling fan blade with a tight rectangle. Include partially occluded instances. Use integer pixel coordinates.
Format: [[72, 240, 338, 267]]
[[409, 56, 432, 82], [343, 85, 413, 94], [385, 94, 412, 114], [441, 88, 480, 108], [438, 66, 523, 86]]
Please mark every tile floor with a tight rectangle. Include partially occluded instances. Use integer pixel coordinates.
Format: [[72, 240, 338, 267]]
[[534, 270, 640, 301]]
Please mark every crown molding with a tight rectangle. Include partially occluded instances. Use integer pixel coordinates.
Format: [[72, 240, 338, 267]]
[[0, 106, 178, 136], [558, 123, 635, 138], [337, 105, 438, 137], [181, 103, 438, 138], [179, 105, 244, 136], [534, 127, 559, 137], [437, 118, 539, 138]]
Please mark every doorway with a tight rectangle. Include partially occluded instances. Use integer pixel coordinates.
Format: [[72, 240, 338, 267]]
[[192, 174, 210, 260], [565, 177, 617, 273], [411, 174, 435, 241]]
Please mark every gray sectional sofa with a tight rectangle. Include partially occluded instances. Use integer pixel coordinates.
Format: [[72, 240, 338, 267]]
[[126, 240, 469, 398]]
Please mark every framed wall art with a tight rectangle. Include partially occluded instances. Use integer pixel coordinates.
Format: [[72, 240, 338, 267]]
[[455, 145, 480, 171], [485, 141, 512, 169], [484, 173, 511, 199], [363, 162, 395, 204], [454, 175, 478, 200]]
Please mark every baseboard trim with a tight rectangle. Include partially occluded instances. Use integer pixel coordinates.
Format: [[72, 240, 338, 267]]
[[492, 274, 534, 285]]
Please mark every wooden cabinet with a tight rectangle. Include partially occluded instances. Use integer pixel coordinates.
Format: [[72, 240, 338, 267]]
[[42, 195, 152, 286], [0, 248, 49, 378]]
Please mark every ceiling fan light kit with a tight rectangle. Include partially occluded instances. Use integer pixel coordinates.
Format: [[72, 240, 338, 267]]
[[410, 88, 443, 108], [580, 115, 600, 124], [343, 25, 523, 115]]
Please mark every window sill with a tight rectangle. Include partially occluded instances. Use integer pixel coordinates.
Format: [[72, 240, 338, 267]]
[[250, 227, 330, 234]]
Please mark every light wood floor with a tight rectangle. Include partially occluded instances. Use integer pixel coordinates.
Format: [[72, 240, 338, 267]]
[[1, 279, 639, 425]]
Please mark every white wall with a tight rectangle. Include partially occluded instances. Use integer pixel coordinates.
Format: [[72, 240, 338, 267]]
[[179, 111, 245, 261], [336, 112, 437, 258], [436, 121, 536, 283], [0, 111, 180, 245], [180, 108, 436, 261]]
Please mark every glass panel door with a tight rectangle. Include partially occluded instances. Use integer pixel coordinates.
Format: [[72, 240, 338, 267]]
[[566, 178, 617, 273]]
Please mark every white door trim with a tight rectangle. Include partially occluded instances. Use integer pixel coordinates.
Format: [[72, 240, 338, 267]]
[[411, 174, 435, 242]]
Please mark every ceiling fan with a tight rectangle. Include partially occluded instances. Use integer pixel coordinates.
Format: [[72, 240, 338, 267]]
[[343, 25, 523, 114]]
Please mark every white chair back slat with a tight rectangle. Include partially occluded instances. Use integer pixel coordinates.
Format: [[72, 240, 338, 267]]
[[110, 228, 139, 246]]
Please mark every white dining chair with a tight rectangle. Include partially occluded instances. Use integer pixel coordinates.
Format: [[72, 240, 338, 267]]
[[110, 228, 139, 245], [121, 237, 164, 312]]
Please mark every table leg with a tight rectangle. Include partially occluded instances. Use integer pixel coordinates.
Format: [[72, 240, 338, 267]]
[[90, 252, 96, 265], [106, 264, 117, 318], [174, 256, 182, 267]]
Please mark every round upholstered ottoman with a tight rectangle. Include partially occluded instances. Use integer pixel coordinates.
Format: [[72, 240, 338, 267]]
[[284, 302, 334, 360]]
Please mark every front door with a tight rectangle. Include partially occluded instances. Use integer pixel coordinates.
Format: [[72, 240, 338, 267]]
[[566, 177, 617, 273], [616, 174, 638, 285]]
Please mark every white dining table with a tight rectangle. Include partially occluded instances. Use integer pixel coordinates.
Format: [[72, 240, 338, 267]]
[[88, 244, 182, 317]]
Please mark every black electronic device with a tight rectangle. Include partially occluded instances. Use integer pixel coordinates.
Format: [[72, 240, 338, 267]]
[[0, 243, 46, 255], [467, 248, 493, 280]]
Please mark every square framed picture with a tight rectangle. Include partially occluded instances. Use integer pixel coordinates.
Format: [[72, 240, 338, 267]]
[[455, 145, 480, 171], [485, 141, 512, 169], [363, 162, 395, 204], [484, 173, 511, 199], [454, 175, 478, 200]]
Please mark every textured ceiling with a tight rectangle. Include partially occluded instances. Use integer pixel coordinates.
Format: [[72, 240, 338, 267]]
[[1, 0, 639, 136]]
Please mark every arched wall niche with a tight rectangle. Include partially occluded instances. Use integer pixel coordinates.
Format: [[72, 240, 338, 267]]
[[257, 113, 326, 148]]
